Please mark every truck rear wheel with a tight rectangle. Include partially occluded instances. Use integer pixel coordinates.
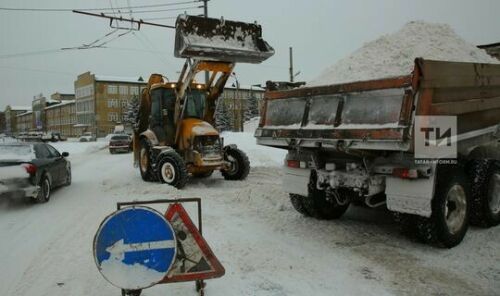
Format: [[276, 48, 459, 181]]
[[417, 165, 471, 248], [139, 139, 156, 182], [302, 171, 350, 220], [468, 160, 500, 227], [289, 194, 312, 216], [157, 151, 188, 189], [222, 147, 250, 180]]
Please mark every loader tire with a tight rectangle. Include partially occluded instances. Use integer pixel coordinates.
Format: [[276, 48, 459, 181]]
[[139, 139, 156, 182], [302, 171, 350, 220], [222, 147, 250, 181], [289, 194, 311, 216], [122, 289, 142, 296], [468, 160, 500, 227], [416, 164, 471, 248], [192, 170, 214, 178], [157, 151, 188, 189]]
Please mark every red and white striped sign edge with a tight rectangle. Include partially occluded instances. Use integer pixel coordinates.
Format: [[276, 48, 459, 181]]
[[160, 203, 225, 283]]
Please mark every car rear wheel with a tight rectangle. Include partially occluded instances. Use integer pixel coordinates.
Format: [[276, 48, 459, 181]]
[[35, 176, 51, 203], [64, 167, 72, 186]]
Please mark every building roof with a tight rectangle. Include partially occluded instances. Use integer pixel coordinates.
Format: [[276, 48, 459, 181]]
[[225, 84, 265, 91], [45, 100, 75, 110], [9, 106, 31, 111], [478, 42, 500, 49], [17, 111, 33, 116], [94, 75, 146, 84]]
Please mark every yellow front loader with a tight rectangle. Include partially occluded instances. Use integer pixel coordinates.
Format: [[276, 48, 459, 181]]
[[133, 15, 274, 188]]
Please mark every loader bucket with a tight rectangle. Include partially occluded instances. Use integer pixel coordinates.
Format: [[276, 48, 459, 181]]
[[174, 15, 275, 64]]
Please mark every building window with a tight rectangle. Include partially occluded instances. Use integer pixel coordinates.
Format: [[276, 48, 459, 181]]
[[130, 86, 139, 95], [121, 99, 128, 108], [108, 112, 118, 122], [107, 85, 118, 94], [119, 85, 128, 95], [107, 99, 119, 108]]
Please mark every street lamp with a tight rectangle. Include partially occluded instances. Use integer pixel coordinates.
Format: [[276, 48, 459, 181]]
[[230, 72, 241, 132]]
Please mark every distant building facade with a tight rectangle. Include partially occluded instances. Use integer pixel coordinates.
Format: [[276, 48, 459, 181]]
[[16, 111, 33, 133], [0, 112, 5, 134], [46, 100, 76, 137], [32, 94, 60, 132], [74, 72, 146, 137], [219, 85, 265, 131], [4, 105, 31, 135]]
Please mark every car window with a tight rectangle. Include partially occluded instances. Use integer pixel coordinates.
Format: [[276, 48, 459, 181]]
[[111, 136, 130, 141], [35, 144, 51, 159], [0, 145, 34, 161], [46, 144, 61, 158]]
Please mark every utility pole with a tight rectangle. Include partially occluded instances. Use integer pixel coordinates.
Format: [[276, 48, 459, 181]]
[[202, 0, 210, 84], [289, 46, 294, 82]]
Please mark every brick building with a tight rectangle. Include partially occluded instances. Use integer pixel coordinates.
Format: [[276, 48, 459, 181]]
[[4, 105, 31, 135], [16, 111, 33, 134], [219, 84, 265, 131], [0, 112, 5, 134], [46, 100, 76, 137], [74, 72, 146, 137]]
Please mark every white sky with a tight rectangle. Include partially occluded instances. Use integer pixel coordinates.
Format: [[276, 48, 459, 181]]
[[1, 0, 499, 110]]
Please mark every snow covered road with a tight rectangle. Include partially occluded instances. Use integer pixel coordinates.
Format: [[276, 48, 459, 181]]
[[0, 141, 499, 296]]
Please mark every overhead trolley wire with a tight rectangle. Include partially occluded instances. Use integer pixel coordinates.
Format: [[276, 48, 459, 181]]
[[0, 1, 200, 12]]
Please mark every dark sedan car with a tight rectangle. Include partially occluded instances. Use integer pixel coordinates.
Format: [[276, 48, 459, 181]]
[[0, 142, 71, 203], [109, 134, 132, 154]]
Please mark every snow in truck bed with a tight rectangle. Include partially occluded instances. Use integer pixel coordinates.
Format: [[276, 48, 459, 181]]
[[309, 21, 500, 87]]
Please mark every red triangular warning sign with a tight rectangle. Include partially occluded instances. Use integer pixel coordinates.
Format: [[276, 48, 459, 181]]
[[160, 203, 225, 283]]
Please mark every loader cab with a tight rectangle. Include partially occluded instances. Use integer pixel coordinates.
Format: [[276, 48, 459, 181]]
[[184, 86, 206, 120], [150, 84, 177, 145], [149, 82, 208, 145]]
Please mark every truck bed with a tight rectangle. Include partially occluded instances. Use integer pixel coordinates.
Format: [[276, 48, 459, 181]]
[[255, 59, 500, 154]]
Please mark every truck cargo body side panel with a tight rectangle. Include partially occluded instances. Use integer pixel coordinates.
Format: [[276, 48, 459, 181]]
[[416, 59, 500, 138]]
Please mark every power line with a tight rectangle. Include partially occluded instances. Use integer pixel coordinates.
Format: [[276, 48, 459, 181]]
[[116, 5, 202, 14], [0, 1, 200, 12], [0, 49, 63, 59], [141, 15, 180, 21]]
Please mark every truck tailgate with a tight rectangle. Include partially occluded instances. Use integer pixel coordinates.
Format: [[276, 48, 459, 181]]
[[256, 76, 414, 151]]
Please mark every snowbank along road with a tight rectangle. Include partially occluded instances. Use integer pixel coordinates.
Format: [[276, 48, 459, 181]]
[[0, 135, 498, 296]]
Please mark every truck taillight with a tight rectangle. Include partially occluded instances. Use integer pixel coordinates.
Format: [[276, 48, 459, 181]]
[[22, 163, 37, 175], [392, 168, 418, 179], [287, 160, 307, 168]]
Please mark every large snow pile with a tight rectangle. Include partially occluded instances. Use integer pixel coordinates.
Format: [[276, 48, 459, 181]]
[[309, 21, 499, 86]]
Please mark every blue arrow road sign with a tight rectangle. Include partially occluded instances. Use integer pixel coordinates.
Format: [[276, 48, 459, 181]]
[[93, 206, 176, 290]]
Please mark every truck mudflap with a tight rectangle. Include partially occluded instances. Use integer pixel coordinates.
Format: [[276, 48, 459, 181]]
[[174, 15, 275, 64], [385, 165, 437, 218], [283, 167, 310, 196]]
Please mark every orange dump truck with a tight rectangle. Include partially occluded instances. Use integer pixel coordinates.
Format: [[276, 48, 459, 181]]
[[255, 58, 500, 247]]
